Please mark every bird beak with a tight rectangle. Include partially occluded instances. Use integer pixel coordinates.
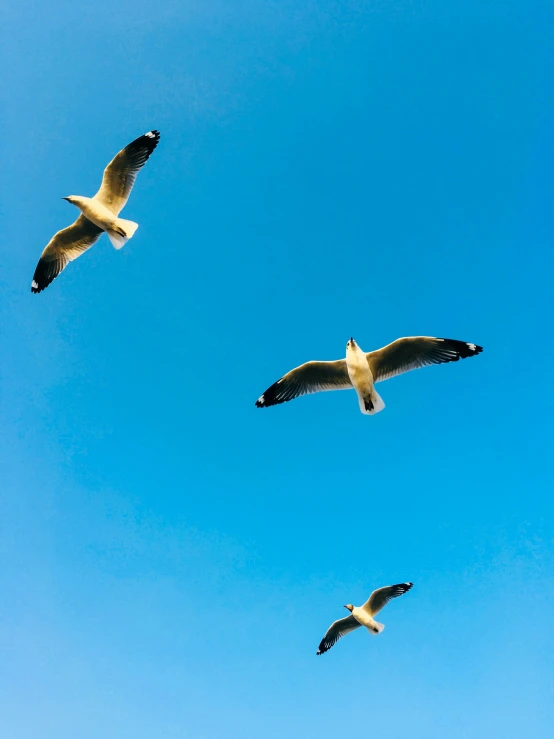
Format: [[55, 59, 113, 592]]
[[343, 605, 349, 610], [349, 337, 354, 344], [62, 197, 70, 201]]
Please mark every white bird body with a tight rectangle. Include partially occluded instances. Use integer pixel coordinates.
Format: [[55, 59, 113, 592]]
[[345, 339, 384, 415], [65, 196, 120, 229], [63, 195, 138, 250], [350, 605, 383, 634]]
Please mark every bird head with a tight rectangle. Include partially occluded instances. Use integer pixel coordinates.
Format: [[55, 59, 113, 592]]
[[346, 338, 357, 351], [344, 604, 354, 612]]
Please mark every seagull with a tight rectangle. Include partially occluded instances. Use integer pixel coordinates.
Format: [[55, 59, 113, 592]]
[[256, 336, 483, 415], [31, 130, 160, 293], [316, 582, 413, 655]]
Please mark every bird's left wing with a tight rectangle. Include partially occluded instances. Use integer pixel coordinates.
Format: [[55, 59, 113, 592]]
[[31, 215, 103, 293], [94, 130, 160, 214], [363, 582, 413, 616], [367, 336, 482, 383], [316, 615, 361, 655], [255, 359, 351, 408]]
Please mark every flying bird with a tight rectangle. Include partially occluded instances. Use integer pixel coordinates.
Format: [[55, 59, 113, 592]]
[[31, 130, 160, 293], [317, 582, 413, 655], [256, 336, 482, 415]]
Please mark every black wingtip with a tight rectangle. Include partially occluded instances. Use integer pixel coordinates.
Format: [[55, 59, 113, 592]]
[[31, 257, 63, 293], [316, 635, 334, 655], [126, 130, 160, 161], [145, 129, 161, 143], [395, 582, 414, 595], [438, 338, 483, 360], [31, 274, 51, 294], [256, 379, 288, 406]]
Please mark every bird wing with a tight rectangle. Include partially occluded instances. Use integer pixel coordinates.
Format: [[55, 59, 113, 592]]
[[31, 215, 103, 293], [255, 359, 351, 408], [94, 130, 160, 215], [363, 582, 413, 616], [366, 336, 483, 383], [316, 615, 361, 655]]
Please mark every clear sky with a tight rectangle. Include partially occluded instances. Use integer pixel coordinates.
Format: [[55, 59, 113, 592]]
[[2, 1, 553, 737]]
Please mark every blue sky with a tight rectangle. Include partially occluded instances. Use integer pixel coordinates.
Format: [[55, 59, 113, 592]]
[[2, 0, 553, 736]]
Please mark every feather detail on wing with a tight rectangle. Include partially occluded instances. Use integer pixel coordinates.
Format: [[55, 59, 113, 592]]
[[256, 360, 351, 407], [316, 615, 361, 655], [367, 337, 483, 383], [94, 130, 160, 214], [31, 215, 103, 293], [363, 582, 413, 616]]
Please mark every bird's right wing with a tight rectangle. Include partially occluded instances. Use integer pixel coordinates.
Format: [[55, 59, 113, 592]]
[[363, 582, 413, 616], [94, 130, 160, 214], [366, 336, 483, 383], [31, 215, 103, 293], [316, 615, 361, 655], [255, 360, 351, 408]]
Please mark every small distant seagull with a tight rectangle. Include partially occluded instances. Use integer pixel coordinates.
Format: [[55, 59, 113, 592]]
[[256, 336, 483, 415], [317, 582, 413, 655], [31, 130, 160, 293]]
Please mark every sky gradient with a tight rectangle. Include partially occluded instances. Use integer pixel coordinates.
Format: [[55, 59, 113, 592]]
[[2, 1, 554, 737]]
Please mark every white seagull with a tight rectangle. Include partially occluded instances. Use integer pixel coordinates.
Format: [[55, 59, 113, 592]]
[[31, 130, 160, 293], [256, 336, 483, 415], [317, 582, 413, 655]]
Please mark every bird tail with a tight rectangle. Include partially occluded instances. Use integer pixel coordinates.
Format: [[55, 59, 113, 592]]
[[107, 218, 139, 250], [358, 390, 385, 416], [370, 621, 385, 635]]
